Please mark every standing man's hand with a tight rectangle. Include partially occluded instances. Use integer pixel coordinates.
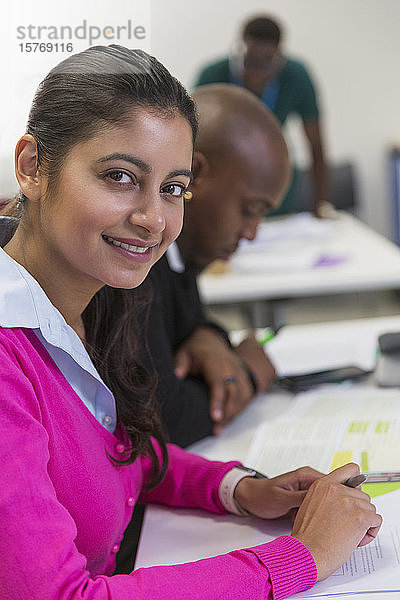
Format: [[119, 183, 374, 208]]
[[303, 119, 328, 218]]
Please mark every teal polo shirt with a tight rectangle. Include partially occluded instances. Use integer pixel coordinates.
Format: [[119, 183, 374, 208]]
[[194, 57, 320, 214]]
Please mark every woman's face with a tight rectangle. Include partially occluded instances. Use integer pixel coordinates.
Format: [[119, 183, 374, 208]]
[[37, 108, 193, 290]]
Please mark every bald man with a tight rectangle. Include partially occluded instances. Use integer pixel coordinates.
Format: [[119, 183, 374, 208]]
[[137, 83, 290, 448]]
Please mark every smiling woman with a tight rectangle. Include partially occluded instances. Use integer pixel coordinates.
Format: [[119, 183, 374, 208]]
[[4, 45, 195, 482], [14, 109, 193, 291], [0, 45, 382, 600]]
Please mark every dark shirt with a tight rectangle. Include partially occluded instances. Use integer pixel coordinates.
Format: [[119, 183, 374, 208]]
[[194, 56, 319, 126], [137, 255, 215, 448], [194, 56, 321, 216]]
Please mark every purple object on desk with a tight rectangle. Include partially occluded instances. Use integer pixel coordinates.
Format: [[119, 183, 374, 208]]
[[314, 255, 347, 267]]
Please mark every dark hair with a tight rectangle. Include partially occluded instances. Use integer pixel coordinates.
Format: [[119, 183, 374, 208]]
[[242, 16, 282, 45], [22, 45, 198, 486], [82, 283, 164, 487], [26, 44, 198, 192]]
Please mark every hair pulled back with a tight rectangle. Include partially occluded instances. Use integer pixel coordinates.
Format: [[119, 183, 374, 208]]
[[27, 44, 197, 189], [24, 45, 198, 486]]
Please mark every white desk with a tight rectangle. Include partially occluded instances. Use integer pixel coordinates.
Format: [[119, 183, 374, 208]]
[[135, 315, 400, 600], [199, 213, 400, 327]]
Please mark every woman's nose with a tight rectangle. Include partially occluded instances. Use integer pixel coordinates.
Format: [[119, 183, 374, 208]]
[[128, 193, 166, 234]]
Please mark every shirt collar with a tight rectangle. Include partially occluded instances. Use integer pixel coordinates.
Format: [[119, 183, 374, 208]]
[[166, 241, 185, 273], [0, 247, 90, 361], [0, 218, 117, 429], [0, 220, 101, 379]]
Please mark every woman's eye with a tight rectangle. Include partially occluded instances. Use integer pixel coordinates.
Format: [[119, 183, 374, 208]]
[[162, 183, 185, 198], [107, 171, 133, 184]]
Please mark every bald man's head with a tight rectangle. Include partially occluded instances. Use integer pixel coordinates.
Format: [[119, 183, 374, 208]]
[[178, 84, 290, 270], [192, 83, 286, 166]]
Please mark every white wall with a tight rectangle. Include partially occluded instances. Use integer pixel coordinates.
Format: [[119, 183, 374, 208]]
[[1, 0, 399, 239], [0, 0, 150, 197], [151, 0, 400, 238]]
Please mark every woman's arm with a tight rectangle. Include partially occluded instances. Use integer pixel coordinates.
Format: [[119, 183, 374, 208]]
[[0, 335, 316, 600]]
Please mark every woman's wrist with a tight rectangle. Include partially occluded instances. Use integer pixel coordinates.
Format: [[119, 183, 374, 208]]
[[234, 475, 256, 515]]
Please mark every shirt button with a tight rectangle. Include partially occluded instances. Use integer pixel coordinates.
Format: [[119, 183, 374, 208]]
[[126, 496, 135, 507], [111, 543, 120, 554], [102, 415, 113, 427], [115, 443, 125, 454]]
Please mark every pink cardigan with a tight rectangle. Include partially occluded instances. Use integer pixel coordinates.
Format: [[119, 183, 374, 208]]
[[0, 327, 317, 599]]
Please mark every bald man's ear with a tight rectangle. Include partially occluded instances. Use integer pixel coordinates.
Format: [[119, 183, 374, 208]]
[[15, 134, 45, 202], [190, 151, 209, 190]]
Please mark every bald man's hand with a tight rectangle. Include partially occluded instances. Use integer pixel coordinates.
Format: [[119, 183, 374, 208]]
[[174, 326, 254, 432], [235, 334, 276, 393]]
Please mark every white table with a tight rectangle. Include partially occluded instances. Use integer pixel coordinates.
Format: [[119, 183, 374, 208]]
[[135, 315, 400, 599], [199, 213, 400, 327]]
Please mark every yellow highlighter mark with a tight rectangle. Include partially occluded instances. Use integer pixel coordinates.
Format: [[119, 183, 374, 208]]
[[375, 422, 390, 433], [331, 451, 353, 471], [348, 422, 368, 433], [363, 482, 400, 498], [361, 451, 369, 472]]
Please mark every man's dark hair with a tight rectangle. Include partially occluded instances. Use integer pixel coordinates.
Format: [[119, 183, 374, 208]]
[[242, 16, 282, 45]]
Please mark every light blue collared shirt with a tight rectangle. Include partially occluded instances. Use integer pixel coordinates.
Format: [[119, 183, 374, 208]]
[[166, 242, 185, 273], [0, 237, 117, 434]]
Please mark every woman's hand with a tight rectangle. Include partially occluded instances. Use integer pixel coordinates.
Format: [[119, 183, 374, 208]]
[[234, 466, 323, 519], [291, 463, 382, 581]]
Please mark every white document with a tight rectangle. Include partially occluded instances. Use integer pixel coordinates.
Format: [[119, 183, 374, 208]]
[[230, 213, 339, 273], [281, 387, 400, 421], [239, 213, 336, 246], [137, 491, 400, 598], [247, 388, 400, 476], [266, 324, 378, 376], [295, 489, 400, 597]]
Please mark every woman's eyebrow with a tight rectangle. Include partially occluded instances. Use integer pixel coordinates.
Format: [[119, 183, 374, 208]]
[[98, 153, 152, 174], [97, 155, 193, 182], [167, 169, 193, 183]]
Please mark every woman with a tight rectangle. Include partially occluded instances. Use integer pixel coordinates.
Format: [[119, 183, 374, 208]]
[[0, 45, 381, 599]]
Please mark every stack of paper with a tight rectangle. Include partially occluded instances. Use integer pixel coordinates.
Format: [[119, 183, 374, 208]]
[[246, 387, 400, 597], [247, 388, 400, 482], [230, 213, 341, 273], [296, 489, 400, 598]]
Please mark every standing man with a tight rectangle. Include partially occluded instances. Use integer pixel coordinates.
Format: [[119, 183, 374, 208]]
[[135, 84, 290, 448], [195, 15, 328, 216]]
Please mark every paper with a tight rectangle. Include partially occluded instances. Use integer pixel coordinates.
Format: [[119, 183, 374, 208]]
[[266, 322, 380, 377], [230, 213, 339, 273], [295, 490, 400, 597], [246, 389, 400, 596], [281, 387, 400, 421], [137, 490, 400, 598], [247, 388, 400, 480], [247, 416, 400, 477], [239, 213, 336, 246]]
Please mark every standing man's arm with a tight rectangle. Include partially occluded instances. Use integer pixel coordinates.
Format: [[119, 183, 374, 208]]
[[303, 118, 329, 217]]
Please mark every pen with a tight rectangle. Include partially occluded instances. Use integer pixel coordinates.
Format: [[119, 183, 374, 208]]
[[257, 324, 284, 347], [344, 474, 367, 487], [344, 472, 400, 486], [362, 471, 400, 483]]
